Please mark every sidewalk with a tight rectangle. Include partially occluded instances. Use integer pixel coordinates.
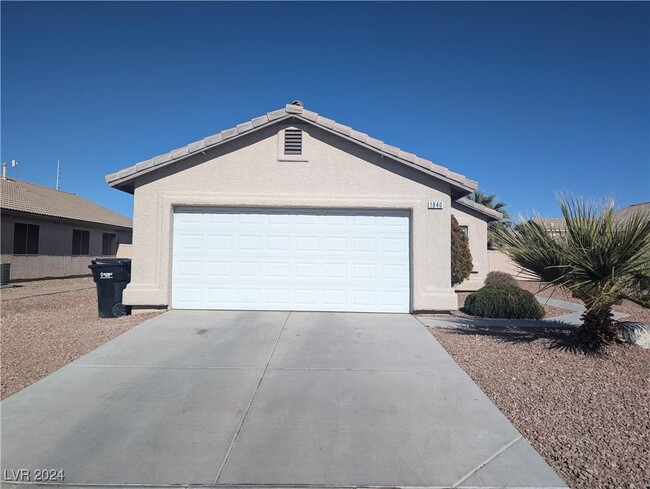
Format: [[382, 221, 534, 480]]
[[535, 295, 629, 325], [419, 295, 629, 330]]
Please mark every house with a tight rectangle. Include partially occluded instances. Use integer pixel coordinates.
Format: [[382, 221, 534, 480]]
[[530, 217, 567, 237], [106, 101, 499, 313], [1, 172, 133, 280], [531, 202, 649, 237], [615, 201, 649, 222]]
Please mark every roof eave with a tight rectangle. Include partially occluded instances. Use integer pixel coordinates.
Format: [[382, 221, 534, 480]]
[[105, 106, 478, 196], [1, 207, 133, 229], [106, 113, 297, 194], [455, 197, 503, 221]]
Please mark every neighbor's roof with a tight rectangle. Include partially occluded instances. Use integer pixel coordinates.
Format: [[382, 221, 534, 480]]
[[531, 202, 650, 229], [615, 202, 650, 222], [530, 217, 566, 231], [455, 197, 502, 221], [1, 178, 132, 229], [105, 102, 478, 196]]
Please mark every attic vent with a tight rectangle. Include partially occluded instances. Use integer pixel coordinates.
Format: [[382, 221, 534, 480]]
[[284, 128, 302, 155]]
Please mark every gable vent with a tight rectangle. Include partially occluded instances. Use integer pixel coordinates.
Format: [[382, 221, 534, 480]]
[[284, 128, 302, 155]]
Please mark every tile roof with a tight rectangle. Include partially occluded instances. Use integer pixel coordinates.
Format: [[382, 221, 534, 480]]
[[1, 178, 132, 229], [106, 102, 479, 196], [531, 203, 650, 230], [529, 217, 566, 231], [615, 202, 650, 222], [455, 197, 502, 221]]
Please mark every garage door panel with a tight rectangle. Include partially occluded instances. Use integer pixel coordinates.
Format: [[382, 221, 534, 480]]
[[172, 209, 410, 312]]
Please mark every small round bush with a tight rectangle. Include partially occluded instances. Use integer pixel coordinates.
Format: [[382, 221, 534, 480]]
[[464, 284, 545, 319], [484, 271, 519, 288]]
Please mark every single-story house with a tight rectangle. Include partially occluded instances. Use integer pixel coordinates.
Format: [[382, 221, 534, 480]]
[[532, 202, 649, 237], [615, 201, 649, 222], [1, 174, 133, 280], [106, 101, 500, 313], [530, 217, 567, 237]]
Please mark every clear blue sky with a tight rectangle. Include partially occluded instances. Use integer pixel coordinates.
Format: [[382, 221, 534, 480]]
[[2, 1, 648, 220]]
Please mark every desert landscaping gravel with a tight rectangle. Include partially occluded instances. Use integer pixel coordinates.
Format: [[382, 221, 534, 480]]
[[1, 279, 158, 399], [430, 326, 650, 489]]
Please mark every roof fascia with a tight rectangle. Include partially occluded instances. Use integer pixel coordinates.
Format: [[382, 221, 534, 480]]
[[108, 114, 475, 196]]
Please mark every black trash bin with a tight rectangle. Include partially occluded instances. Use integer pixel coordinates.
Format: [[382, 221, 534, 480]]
[[88, 258, 132, 318]]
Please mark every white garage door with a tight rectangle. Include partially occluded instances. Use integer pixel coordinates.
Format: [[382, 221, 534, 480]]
[[171, 208, 410, 312]]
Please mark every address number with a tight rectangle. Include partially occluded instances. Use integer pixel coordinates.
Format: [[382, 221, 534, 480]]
[[427, 201, 444, 210]]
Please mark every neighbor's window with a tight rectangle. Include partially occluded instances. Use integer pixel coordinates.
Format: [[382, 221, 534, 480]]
[[460, 225, 469, 236], [72, 229, 90, 255], [102, 233, 117, 256], [13, 223, 40, 254], [284, 128, 302, 155]]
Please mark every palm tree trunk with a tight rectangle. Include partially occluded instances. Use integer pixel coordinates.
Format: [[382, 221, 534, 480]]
[[577, 307, 617, 349]]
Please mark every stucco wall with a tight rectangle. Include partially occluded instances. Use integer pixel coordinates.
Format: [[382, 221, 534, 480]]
[[451, 202, 489, 291], [116, 243, 133, 259], [488, 250, 527, 278], [124, 123, 460, 311], [0, 212, 132, 280]]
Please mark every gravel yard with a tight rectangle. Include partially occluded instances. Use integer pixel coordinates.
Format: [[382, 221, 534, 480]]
[[1, 278, 159, 399], [430, 326, 650, 489]]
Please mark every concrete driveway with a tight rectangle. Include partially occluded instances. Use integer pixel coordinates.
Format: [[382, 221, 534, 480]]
[[1, 311, 566, 488]]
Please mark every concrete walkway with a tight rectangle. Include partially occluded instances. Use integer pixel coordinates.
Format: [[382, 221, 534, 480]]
[[421, 295, 630, 330], [0, 283, 94, 300], [1, 310, 566, 488], [536, 294, 629, 325]]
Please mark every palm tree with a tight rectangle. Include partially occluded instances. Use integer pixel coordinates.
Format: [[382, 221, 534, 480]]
[[468, 190, 511, 249], [496, 197, 650, 351]]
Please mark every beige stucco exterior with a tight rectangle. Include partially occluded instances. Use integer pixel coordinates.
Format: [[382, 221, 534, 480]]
[[451, 201, 490, 291], [0, 212, 132, 280], [123, 123, 460, 312]]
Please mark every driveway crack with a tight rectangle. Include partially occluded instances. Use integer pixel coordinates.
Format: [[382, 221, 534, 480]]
[[212, 311, 292, 485], [451, 434, 522, 488]]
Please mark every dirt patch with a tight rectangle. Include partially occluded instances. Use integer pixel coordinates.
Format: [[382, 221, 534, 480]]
[[430, 326, 650, 489], [1, 286, 159, 399], [518, 280, 650, 323]]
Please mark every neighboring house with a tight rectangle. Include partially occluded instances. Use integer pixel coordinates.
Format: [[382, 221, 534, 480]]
[[531, 217, 566, 237], [531, 202, 649, 237], [106, 101, 499, 313], [615, 201, 649, 222], [1, 175, 133, 280]]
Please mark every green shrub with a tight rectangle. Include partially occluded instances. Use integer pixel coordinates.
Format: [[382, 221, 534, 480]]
[[464, 284, 545, 319], [485, 271, 519, 288], [451, 215, 473, 286]]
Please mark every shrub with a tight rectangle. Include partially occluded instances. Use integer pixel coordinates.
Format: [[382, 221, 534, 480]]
[[451, 215, 473, 286], [485, 271, 519, 288], [464, 284, 545, 319]]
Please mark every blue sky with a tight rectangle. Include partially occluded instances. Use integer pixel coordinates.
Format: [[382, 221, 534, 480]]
[[2, 1, 648, 220]]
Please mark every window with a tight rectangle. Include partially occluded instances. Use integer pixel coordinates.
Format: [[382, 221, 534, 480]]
[[284, 128, 302, 155], [72, 229, 90, 255], [13, 223, 40, 254], [460, 225, 468, 236], [102, 233, 117, 256]]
